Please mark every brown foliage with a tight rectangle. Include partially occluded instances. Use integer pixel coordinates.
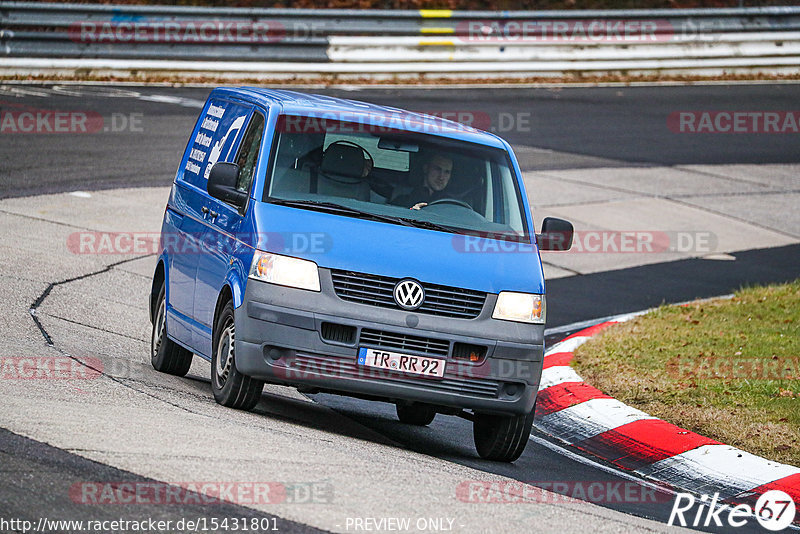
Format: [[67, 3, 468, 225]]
[[37, 0, 800, 10]]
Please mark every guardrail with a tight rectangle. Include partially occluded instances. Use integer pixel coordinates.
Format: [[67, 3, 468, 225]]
[[2, 2, 799, 79]]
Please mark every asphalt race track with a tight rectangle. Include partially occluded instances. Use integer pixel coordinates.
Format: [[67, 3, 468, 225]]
[[3, 83, 800, 198], [1, 82, 799, 534]]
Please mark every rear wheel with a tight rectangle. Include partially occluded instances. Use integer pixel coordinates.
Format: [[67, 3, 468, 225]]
[[211, 300, 264, 410], [473, 410, 534, 462], [396, 403, 436, 426], [151, 285, 193, 376]]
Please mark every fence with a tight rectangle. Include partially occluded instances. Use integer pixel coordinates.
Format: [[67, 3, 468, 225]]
[[2, 2, 799, 79]]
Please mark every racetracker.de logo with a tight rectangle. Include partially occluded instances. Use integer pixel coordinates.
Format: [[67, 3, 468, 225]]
[[69, 481, 333, 505], [456, 480, 669, 504], [451, 231, 717, 254], [269, 355, 539, 383], [276, 113, 475, 135], [456, 19, 674, 42], [668, 111, 800, 134], [277, 110, 530, 134], [0, 108, 103, 134], [0, 101, 143, 135], [69, 20, 286, 44], [0, 357, 102, 379], [66, 231, 331, 256], [666, 356, 800, 381]]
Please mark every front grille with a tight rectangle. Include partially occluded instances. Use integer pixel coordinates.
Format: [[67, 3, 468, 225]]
[[289, 354, 501, 398], [330, 270, 486, 319], [360, 328, 450, 358]]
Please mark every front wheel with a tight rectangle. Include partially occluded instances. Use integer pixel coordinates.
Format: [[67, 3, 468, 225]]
[[211, 300, 264, 410], [473, 410, 534, 462], [151, 285, 193, 376]]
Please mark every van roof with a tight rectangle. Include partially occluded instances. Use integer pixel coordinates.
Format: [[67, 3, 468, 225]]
[[211, 87, 507, 149]]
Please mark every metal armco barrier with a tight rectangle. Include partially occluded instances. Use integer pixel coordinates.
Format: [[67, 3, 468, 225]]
[[2, 2, 799, 78]]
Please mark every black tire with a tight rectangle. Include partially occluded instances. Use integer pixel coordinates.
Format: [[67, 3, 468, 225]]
[[396, 403, 436, 426], [473, 410, 534, 462], [211, 300, 264, 410], [151, 285, 193, 376]]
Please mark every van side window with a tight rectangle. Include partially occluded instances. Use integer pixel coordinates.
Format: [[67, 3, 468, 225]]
[[234, 111, 265, 193], [181, 99, 251, 190]]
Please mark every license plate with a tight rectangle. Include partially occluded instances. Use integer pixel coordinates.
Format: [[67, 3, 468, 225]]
[[357, 347, 446, 378]]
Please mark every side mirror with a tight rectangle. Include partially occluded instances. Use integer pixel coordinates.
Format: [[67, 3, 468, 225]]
[[537, 217, 574, 251], [208, 162, 248, 210]]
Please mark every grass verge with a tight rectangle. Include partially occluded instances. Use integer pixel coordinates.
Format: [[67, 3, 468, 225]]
[[572, 280, 800, 467]]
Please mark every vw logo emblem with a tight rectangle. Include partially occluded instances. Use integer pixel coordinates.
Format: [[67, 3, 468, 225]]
[[393, 279, 425, 310]]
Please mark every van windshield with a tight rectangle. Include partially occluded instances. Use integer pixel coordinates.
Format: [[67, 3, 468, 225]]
[[264, 114, 529, 240]]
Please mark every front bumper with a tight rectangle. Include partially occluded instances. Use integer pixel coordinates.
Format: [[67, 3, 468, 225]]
[[235, 269, 544, 416]]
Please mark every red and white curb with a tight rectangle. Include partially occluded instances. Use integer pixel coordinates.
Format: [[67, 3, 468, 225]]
[[534, 314, 800, 519]]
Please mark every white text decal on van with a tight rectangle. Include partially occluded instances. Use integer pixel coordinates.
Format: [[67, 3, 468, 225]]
[[204, 114, 247, 180]]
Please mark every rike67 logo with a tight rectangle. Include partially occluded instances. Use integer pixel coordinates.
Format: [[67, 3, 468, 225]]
[[668, 490, 796, 531]]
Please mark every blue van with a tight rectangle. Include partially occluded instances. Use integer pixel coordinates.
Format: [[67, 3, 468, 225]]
[[150, 88, 572, 462]]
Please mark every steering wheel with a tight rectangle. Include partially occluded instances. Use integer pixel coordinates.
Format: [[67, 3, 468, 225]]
[[424, 198, 472, 209]]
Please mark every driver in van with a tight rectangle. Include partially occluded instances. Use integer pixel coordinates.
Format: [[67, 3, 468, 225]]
[[392, 154, 454, 210]]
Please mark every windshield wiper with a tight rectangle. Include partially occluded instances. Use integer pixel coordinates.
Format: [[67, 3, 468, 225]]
[[269, 199, 460, 233], [268, 199, 416, 227], [399, 218, 457, 233]]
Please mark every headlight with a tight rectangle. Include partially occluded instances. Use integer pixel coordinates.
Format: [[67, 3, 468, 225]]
[[492, 292, 545, 324], [249, 251, 320, 292]]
